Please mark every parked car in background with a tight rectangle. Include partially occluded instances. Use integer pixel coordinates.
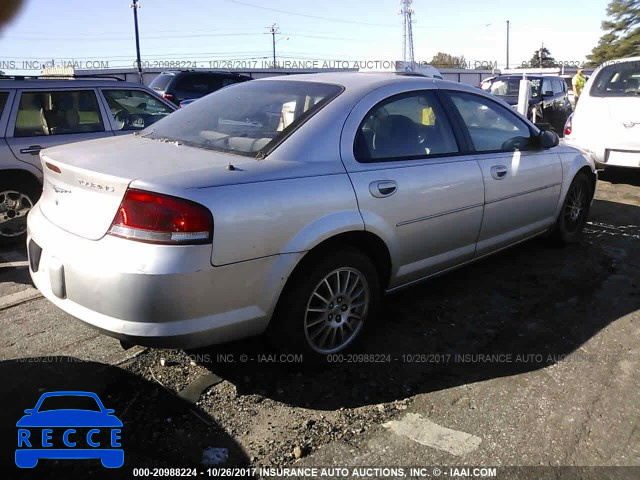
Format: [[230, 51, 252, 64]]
[[0, 76, 176, 246], [564, 57, 640, 169], [481, 74, 573, 135], [149, 70, 252, 106], [28, 73, 595, 359]]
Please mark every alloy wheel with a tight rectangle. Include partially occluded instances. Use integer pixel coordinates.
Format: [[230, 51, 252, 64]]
[[304, 267, 370, 354], [0, 190, 33, 238]]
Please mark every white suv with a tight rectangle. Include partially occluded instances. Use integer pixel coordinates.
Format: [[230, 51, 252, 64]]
[[564, 56, 640, 169]]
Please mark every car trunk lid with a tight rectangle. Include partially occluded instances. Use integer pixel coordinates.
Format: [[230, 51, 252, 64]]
[[38, 135, 260, 240]]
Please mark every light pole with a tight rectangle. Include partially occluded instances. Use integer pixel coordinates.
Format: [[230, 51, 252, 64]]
[[506, 20, 510, 69], [131, 0, 143, 84]]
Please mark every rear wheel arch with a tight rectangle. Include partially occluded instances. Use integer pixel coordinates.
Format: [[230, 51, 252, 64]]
[[267, 231, 390, 357], [290, 231, 392, 293]]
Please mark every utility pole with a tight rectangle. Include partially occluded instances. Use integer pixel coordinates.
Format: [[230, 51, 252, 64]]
[[269, 23, 279, 68], [400, 0, 415, 71], [131, 0, 143, 84], [539, 41, 544, 67], [506, 20, 510, 69]]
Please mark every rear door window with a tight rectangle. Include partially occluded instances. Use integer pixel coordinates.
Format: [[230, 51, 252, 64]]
[[355, 91, 459, 162], [102, 89, 174, 131], [14, 90, 104, 137]]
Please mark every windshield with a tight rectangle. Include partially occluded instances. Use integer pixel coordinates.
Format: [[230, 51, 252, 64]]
[[144, 80, 343, 157], [591, 61, 640, 97], [484, 77, 542, 98]]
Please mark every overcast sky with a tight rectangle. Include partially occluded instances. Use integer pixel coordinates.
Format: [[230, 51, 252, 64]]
[[0, 0, 610, 73]]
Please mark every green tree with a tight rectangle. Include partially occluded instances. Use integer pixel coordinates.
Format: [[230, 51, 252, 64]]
[[527, 47, 557, 68], [587, 0, 640, 65], [430, 52, 467, 68]]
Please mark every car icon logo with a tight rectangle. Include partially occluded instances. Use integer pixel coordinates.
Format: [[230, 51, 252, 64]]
[[15, 391, 124, 469]]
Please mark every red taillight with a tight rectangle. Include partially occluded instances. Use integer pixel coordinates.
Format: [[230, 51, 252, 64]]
[[108, 189, 212, 245], [162, 92, 176, 103], [564, 116, 572, 136]]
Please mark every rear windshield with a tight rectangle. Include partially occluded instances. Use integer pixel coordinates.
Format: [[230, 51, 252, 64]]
[[483, 77, 542, 98], [143, 80, 343, 157], [591, 61, 640, 97], [149, 73, 174, 92]]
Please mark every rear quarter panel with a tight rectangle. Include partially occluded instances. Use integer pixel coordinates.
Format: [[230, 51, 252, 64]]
[[199, 173, 364, 266]]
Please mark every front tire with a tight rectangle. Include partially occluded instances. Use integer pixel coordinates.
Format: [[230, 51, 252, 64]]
[[551, 172, 592, 244], [267, 248, 381, 361]]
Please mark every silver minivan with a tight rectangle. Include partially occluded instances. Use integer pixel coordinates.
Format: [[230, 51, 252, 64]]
[[0, 76, 176, 246]]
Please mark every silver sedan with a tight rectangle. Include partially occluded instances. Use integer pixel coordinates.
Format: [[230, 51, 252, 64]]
[[27, 73, 597, 358]]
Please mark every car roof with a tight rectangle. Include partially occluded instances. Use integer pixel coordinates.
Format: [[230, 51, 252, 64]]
[[0, 78, 151, 88], [258, 71, 478, 96], [157, 70, 249, 77], [602, 56, 640, 64], [493, 74, 553, 79]]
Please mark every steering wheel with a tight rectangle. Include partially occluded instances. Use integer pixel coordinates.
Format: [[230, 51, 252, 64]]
[[113, 110, 131, 130]]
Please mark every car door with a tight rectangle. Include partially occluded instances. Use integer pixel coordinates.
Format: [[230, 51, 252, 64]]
[[5, 88, 114, 166], [443, 90, 562, 256], [340, 86, 485, 288]]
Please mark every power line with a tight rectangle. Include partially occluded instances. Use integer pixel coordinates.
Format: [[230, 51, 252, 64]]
[[222, 0, 398, 27], [4, 32, 268, 41]]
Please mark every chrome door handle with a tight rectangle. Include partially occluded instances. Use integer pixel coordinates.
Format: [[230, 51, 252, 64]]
[[490, 165, 508, 180], [19, 145, 42, 155], [369, 180, 397, 198]]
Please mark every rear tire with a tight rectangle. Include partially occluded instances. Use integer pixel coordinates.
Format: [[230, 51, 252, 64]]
[[550, 172, 592, 244], [0, 177, 41, 248], [267, 248, 381, 362]]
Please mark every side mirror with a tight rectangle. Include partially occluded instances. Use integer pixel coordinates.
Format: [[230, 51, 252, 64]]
[[539, 130, 559, 149], [23, 409, 33, 414]]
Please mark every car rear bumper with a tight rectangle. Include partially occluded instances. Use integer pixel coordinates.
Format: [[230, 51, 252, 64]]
[[27, 204, 299, 349], [563, 138, 640, 169]]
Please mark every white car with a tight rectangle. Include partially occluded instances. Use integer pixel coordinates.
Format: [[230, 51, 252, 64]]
[[564, 57, 640, 169]]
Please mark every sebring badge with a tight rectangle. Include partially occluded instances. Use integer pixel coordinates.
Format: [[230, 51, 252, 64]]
[[78, 179, 115, 192], [623, 121, 639, 129]]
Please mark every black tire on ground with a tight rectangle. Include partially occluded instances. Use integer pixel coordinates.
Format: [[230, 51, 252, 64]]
[[550, 172, 592, 245], [266, 248, 381, 362], [0, 177, 41, 248]]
